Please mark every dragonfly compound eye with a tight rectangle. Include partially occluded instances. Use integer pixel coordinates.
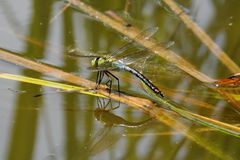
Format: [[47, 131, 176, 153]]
[[91, 58, 98, 67]]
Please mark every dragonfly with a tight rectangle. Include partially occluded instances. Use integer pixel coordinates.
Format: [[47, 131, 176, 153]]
[[69, 27, 172, 97]]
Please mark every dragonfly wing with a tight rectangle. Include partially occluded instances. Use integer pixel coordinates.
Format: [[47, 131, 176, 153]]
[[117, 48, 153, 65], [67, 49, 100, 58], [88, 66, 118, 72], [111, 27, 159, 56], [68, 53, 99, 58], [115, 41, 175, 65], [67, 47, 109, 58]]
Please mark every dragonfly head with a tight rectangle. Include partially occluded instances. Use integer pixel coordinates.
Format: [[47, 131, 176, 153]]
[[91, 57, 106, 67]]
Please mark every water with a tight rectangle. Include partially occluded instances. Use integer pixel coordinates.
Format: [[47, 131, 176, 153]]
[[0, 0, 240, 160]]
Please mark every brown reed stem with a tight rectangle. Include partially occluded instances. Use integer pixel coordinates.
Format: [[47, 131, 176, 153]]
[[162, 0, 240, 73]]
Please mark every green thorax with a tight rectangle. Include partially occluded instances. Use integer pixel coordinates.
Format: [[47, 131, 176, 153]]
[[91, 55, 118, 68]]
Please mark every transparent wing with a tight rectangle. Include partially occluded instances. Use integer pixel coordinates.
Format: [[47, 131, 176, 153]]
[[111, 27, 159, 56], [67, 49, 102, 58], [66, 47, 109, 58], [67, 52, 99, 58], [88, 66, 118, 72], [66, 27, 159, 62], [116, 47, 152, 65], [114, 41, 175, 66]]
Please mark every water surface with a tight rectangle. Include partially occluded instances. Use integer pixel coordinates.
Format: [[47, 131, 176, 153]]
[[0, 0, 240, 159]]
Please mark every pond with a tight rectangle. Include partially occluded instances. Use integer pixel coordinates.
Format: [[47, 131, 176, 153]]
[[0, 0, 240, 160]]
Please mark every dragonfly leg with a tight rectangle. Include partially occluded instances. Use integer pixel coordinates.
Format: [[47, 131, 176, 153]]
[[105, 71, 120, 110], [96, 70, 120, 97], [95, 71, 104, 90], [104, 71, 113, 94], [95, 71, 100, 89], [105, 71, 120, 96], [95, 71, 99, 89]]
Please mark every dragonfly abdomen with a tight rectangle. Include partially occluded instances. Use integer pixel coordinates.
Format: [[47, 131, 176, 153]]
[[123, 66, 164, 97]]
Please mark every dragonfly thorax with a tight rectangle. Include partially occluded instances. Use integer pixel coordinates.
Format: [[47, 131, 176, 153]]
[[91, 57, 108, 67]]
